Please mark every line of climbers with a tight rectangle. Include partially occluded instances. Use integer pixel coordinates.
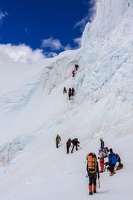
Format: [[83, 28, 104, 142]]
[[63, 63, 79, 100], [66, 138, 80, 153], [72, 64, 79, 77], [55, 134, 123, 196], [63, 87, 75, 100], [98, 138, 123, 174], [55, 135, 80, 154], [86, 138, 123, 195]]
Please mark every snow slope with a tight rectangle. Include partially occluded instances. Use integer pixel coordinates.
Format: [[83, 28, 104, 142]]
[[0, 0, 133, 199]]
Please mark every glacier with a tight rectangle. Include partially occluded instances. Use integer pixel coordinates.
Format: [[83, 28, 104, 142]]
[[0, 0, 133, 199]]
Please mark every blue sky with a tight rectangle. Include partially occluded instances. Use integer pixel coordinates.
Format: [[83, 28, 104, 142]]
[[0, 0, 96, 57]]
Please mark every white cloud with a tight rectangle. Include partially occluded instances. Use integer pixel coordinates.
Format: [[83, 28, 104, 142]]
[[0, 10, 8, 23], [73, 37, 82, 48], [44, 51, 58, 58], [41, 36, 80, 53], [0, 44, 45, 64], [41, 36, 76, 56], [64, 39, 81, 51], [41, 37, 64, 51], [74, 0, 96, 31], [64, 44, 72, 51]]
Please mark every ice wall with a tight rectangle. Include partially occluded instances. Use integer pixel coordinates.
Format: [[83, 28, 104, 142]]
[[82, 0, 133, 47]]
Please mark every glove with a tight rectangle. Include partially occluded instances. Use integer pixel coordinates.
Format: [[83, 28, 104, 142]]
[[104, 162, 109, 166], [86, 173, 89, 178]]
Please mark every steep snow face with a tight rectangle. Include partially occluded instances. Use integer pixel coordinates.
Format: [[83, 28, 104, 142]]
[[82, 0, 133, 46], [0, 1, 133, 200]]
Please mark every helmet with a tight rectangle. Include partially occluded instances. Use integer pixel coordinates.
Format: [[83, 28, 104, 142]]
[[100, 138, 103, 141]]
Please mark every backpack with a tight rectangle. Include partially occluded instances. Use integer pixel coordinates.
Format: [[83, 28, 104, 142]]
[[72, 138, 78, 142], [63, 87, 67, 92], [119, 163, 123, 169], [67, 139, 71, 146], [102, 147, 108, 157], [68, 91, 71, 97], [56, 135, 61, 143], [72, 70, 75, 74], [86, 153, 97, 174]]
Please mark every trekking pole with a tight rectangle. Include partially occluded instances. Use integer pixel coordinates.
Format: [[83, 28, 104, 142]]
[[86, 173, 88, 178], [98, 178, 100, 188], [104, 164, 106, 172], [79, 146, 81, 150]]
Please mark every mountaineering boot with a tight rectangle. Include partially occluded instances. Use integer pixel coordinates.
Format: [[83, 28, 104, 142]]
[[93, 185, 97, 193], [113, 171, 116, 174], [89, 185, 93, 195], [109, 173, 114, 176]]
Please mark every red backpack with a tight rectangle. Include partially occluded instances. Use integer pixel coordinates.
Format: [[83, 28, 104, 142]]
[[72, 70, 75, 74]]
